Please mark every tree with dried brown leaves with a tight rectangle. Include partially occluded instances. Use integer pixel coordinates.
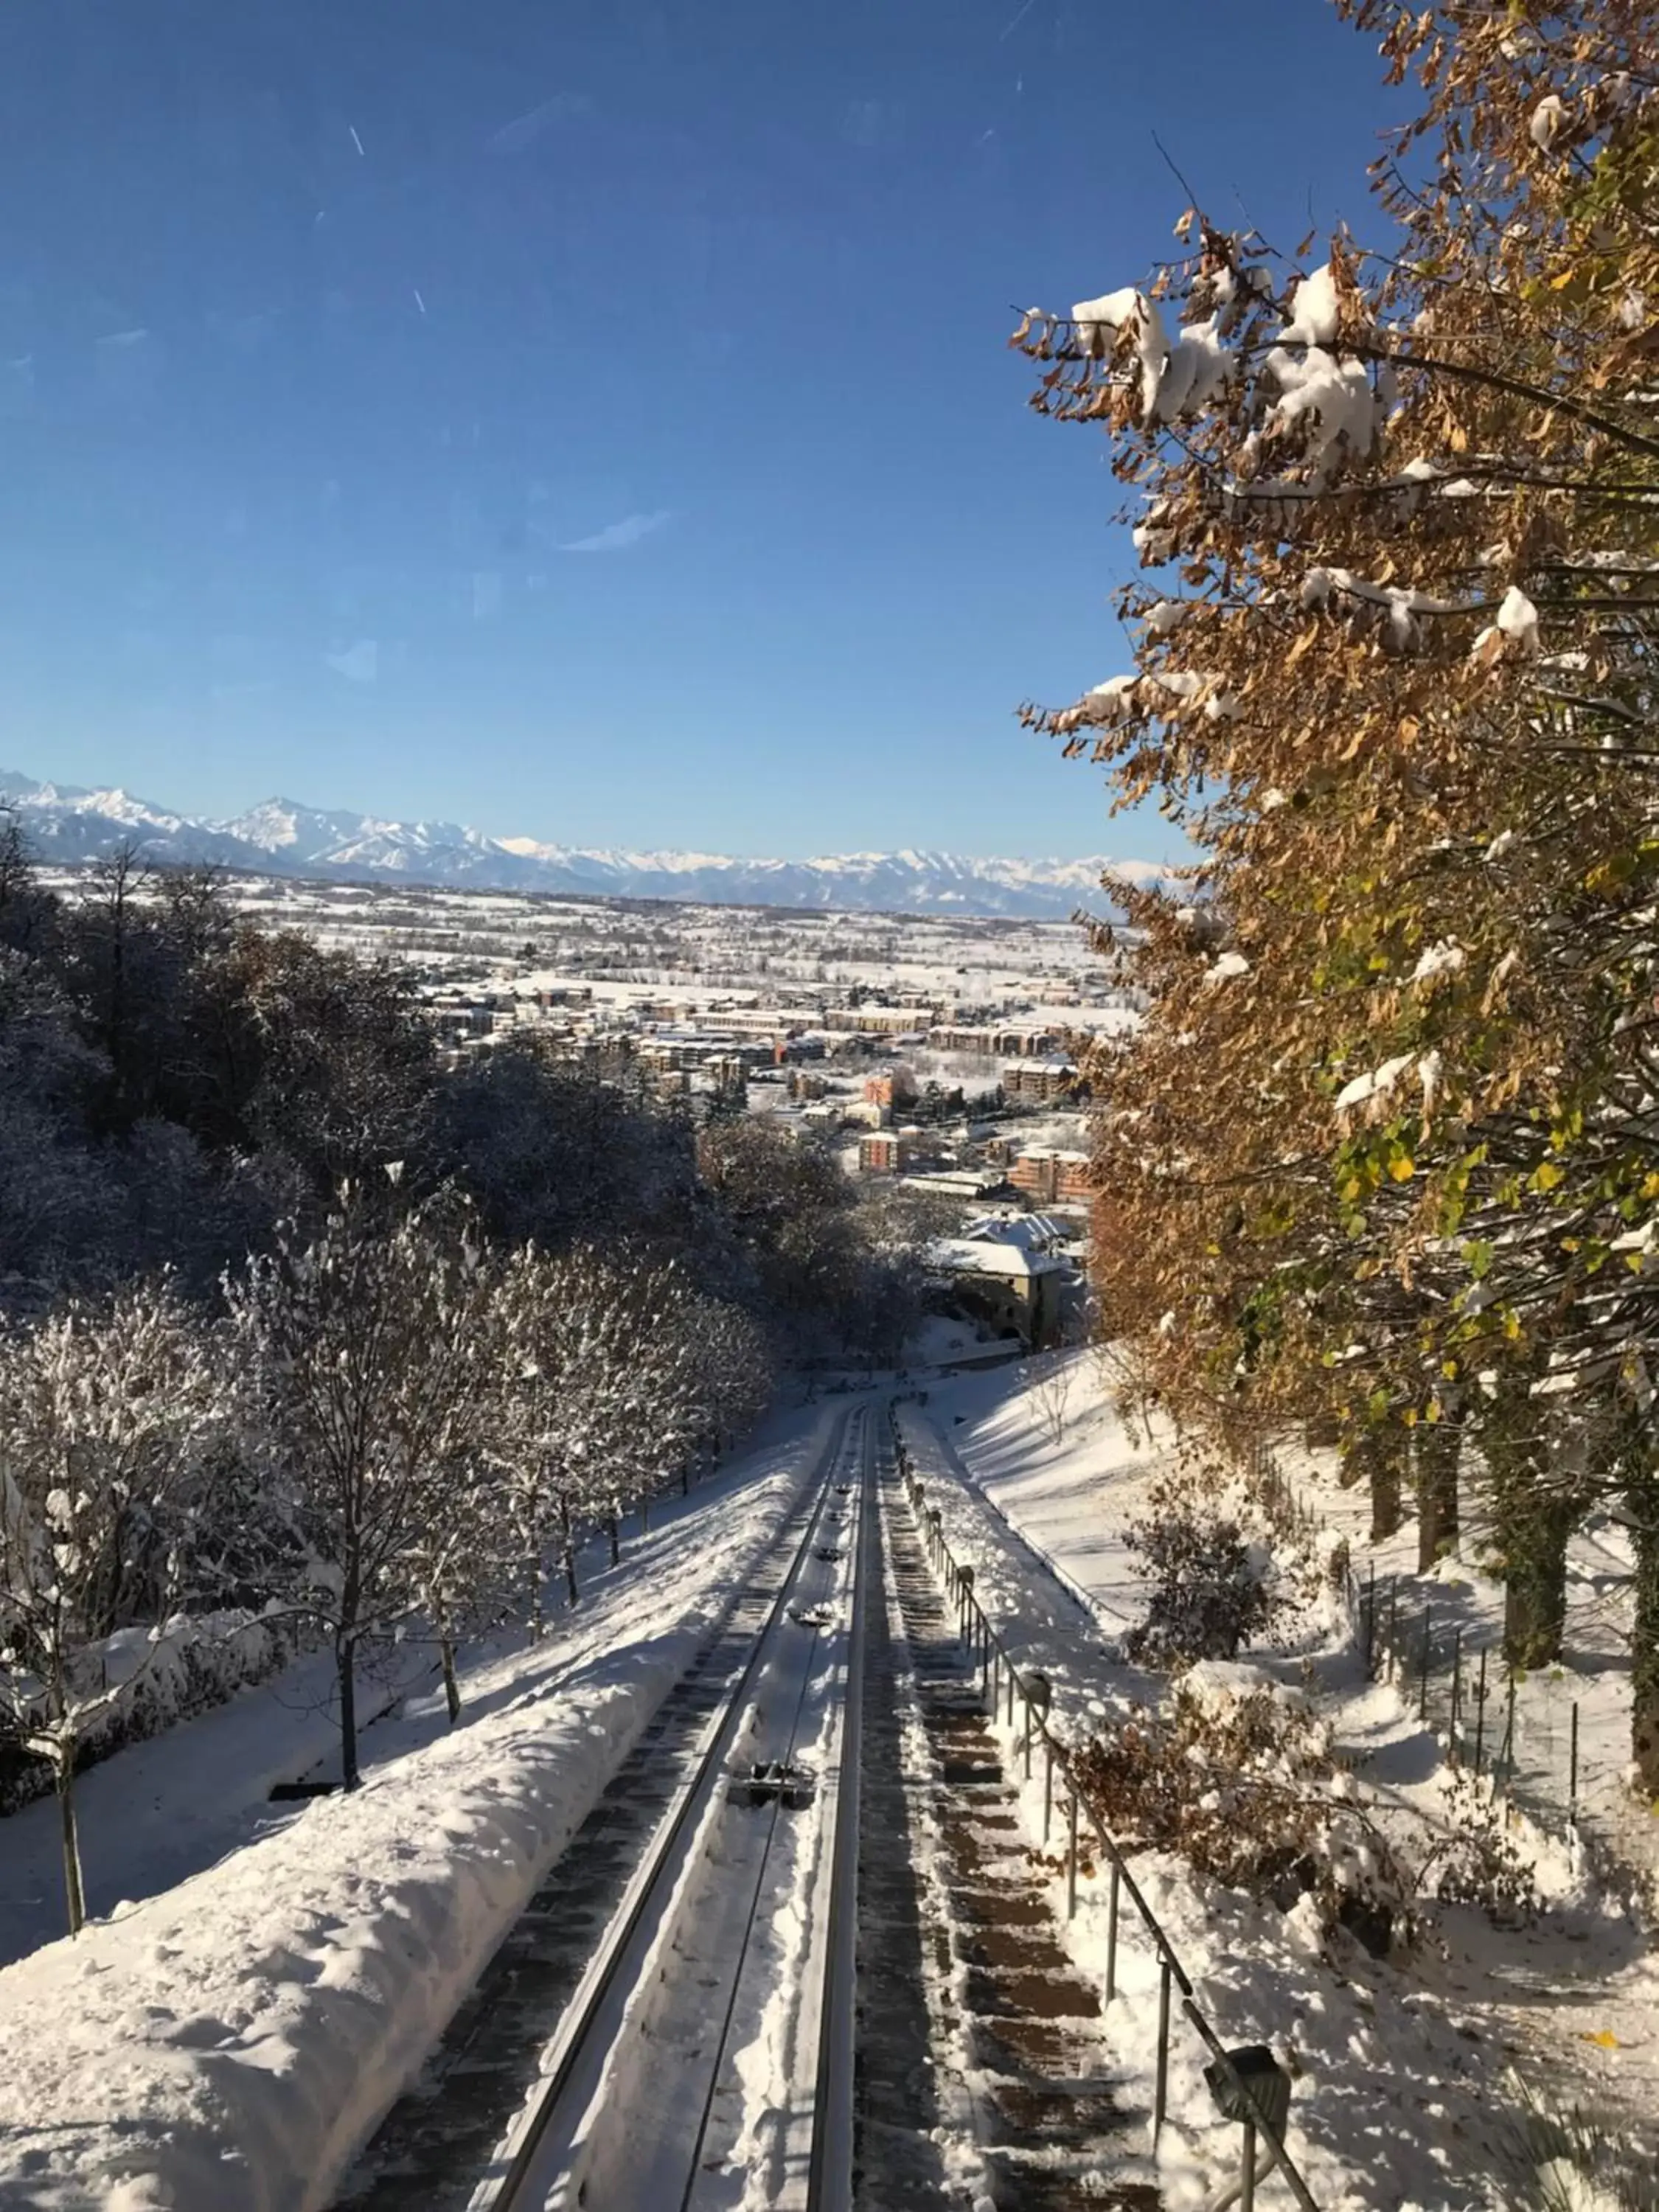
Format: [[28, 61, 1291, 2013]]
[[1015, 2, 1659, 1776]]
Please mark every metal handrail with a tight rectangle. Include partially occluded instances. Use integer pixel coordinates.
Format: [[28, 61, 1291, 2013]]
[[891, 1413, 1321, 2212]]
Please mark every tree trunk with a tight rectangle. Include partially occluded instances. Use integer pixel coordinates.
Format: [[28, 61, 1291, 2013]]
[[681, 1462, 692, 1498], [1630, 1456, 1659, 1792], [528, 1557, 545, 1643], [1414, 1421, 1461, 1571], [639, 1495, 650, 1536], [338, 1632, 360, 1791], [1503, 1505, 1573, 1669], [1366, 1430, 1405, 1544], [608, 1513, 620, 1569], [439, 1631, 461, 1727], [55, 1753, 86, 1938], [560, 1500, 580, 1607], [1484, 1382, 1569, 1669]]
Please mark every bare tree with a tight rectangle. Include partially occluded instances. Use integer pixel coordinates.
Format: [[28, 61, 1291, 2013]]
[[227, 1180, 493, 1783], [1024, 1352, 1075, 1447], [0, 1279, 229, 1933]]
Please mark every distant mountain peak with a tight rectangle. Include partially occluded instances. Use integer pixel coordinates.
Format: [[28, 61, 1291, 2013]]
[[0, 768, 1171, 919]]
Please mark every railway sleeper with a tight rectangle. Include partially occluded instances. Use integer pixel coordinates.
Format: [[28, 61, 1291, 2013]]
[[874, 1463, 1163, 2212]]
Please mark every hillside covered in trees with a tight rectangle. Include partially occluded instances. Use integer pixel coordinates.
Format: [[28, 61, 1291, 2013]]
[[0, 825, 928, 1930]]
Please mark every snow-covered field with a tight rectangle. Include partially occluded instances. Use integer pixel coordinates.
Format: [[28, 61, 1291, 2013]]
[[103, 866, 1126, 1013], [900, 1351, 1659, 2212], [0, 1407, 839, 2212]]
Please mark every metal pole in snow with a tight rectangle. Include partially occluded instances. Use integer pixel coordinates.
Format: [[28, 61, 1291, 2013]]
[[1153, 1959, 1172, 2140], [1043, 1736, 1053, 1843], [1474, 1647, 1488, 1776], [1504, 1669, 1518, 1794], [1066, 1791, 1079, 1921], [1106, 1861, 1120, 2000], [1419, 1605, 1432, 1722], [1450, 1626, 1463, 1761], [1571, 1702, 1580, 1821]]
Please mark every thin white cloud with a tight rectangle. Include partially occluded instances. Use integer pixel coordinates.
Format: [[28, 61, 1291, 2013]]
[[557, 509, 673, 554], [489, 92, 592, 155], [327, 639, 378, 684]]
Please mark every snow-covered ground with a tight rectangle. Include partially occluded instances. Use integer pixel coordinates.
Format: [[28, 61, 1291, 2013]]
[[1266, 1429, 1655, 1896], [0, 1406, 841, 2212], [4, 1351, 1655, 2212], [901, 1351, 1659, 2212]]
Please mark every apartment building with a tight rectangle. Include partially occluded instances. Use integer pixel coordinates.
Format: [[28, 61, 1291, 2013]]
[[1008, 1147, 1093, 1206], [927, 1023, 1062, 1058], [1002, 1057, 1081, 1104], [863, 1065, 919, 1112]]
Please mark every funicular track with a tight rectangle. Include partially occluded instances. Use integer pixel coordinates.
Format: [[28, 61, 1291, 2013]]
[[338, 1406, 873, 2212], [857, 1430, 1159, 2212]]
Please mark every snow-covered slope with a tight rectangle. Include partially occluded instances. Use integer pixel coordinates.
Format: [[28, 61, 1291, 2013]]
[[0, 771, 1170, 918]]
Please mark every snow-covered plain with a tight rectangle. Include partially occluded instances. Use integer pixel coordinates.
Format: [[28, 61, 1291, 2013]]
[[900, 1351, 1659, 2211], [0, 1408, 840, 2212]]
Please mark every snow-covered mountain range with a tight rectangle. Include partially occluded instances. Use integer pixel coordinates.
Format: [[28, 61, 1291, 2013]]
[[0, 771, 1168, 919]]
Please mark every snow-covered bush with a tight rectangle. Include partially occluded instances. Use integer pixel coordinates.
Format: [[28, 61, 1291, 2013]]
[[0, 1607, 302, 1816], [1076, 1660, 1542, 1952], [1415, 1769, 1540, 1927], [1121, 1472, 1276, 1666], [1074, 1664, 1410, 1949]]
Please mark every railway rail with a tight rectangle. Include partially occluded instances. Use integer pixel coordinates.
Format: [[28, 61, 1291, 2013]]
[[341, 1396, 1208, 2212], [338, 1406, 873, 2212], [481, 1408, 872, 2212]]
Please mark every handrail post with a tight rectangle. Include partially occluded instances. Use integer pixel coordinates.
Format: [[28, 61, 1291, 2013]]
[[1474, 1645, 1488, 1775], [1105, 1861, 1120, 2001], [1153, 1958, 1172, 2140]]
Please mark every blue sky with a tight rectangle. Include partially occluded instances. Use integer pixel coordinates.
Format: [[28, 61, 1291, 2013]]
[[0, 0, 1400, 861]]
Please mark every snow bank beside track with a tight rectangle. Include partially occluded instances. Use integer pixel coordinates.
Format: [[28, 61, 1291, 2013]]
[[0, 1416, 835, 2212]]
